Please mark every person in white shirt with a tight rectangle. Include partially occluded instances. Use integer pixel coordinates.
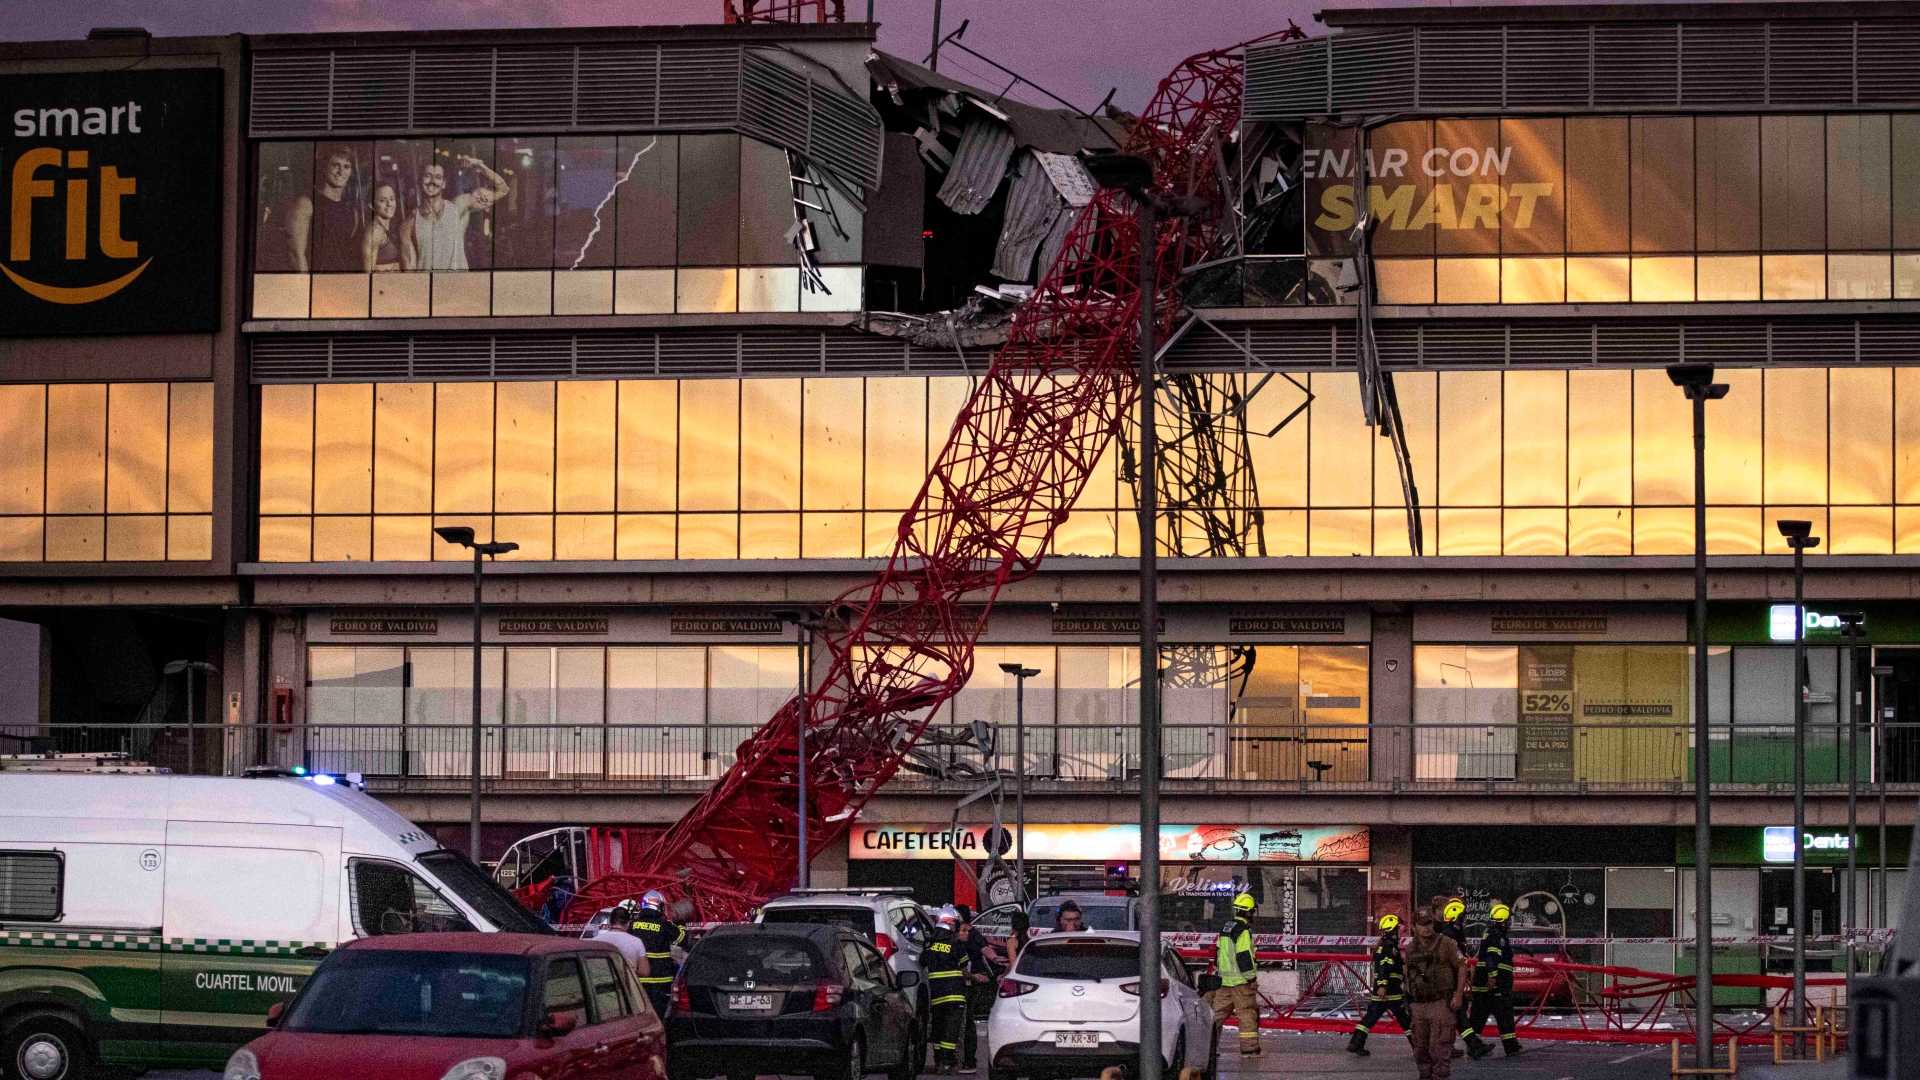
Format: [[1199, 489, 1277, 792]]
[[402, 152, 508, 271], [597, 901, 652, 982]]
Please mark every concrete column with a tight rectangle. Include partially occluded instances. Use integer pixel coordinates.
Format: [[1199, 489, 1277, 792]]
[[1372, 612, 1413, 786], [1368, 823, 1414, 923], [811, 833, 850, 888]]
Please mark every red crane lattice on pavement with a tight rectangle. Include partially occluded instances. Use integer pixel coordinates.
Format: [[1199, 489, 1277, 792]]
[[724, 0, 845, 23], [567, 26, 1304, 923]]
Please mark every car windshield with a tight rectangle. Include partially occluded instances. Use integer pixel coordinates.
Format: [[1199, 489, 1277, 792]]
[[761, 907, 874, 939], [283, 950, 531, 1038], [686, 934, 822, 987], [1016, 939, 1139, 981], [1033, 901, 1130, 931], [418, 850, 553, 935]]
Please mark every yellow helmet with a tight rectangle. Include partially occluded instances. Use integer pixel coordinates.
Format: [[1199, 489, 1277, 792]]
[[1233, 892, 1256, 912], [1442, 900, 1466, 922], [1489, 903, 1511, 922], [1378, 914, 1401, 932]]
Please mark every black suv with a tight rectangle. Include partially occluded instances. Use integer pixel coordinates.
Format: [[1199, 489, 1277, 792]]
[[666, 923, 923, 1080]]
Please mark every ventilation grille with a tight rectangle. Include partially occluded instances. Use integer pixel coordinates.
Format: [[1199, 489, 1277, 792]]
[[1246, 17, 1920, 118], [251, 43, 881, 193]]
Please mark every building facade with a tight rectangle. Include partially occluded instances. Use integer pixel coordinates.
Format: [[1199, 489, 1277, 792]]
[[3, 4, 1918, 980]]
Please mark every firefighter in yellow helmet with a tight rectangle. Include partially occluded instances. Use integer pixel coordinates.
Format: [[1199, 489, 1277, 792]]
[[1346, 914, 1411, 1056], [1462, 903, 1523, 1058], [1436, 897, 1470, 1058], [1210, 891, 1261, 1056]]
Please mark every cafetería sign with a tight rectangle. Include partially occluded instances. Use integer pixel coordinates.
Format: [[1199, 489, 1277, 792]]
[[1, 70, 220, 334]]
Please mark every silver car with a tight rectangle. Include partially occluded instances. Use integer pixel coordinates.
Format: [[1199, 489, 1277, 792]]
[[756, 888, 936, 1023]]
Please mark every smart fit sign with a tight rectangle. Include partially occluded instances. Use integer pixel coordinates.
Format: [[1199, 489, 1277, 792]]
[[1, 70, 220, 334]]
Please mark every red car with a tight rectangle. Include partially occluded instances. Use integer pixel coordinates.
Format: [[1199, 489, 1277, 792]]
[[223, 932, 666, 1080]]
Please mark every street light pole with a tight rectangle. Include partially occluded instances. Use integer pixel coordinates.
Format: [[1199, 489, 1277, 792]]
[[436, 526, 519, 864], [163, 659, 220, 776], [1668, 364, 1728, 1065], [1838, 612, 1864, 981], [1778, 517, 1819, 1054], [999, 662, 1041, 900], [777, 609, 822, 890]]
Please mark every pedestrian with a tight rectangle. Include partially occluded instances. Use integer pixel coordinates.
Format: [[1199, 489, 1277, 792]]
[[926, 905, 971, 1074], [1008, 910, 1032, 959], [630, 889, 687, 1017], [1438, 898, 1471, 1059], [1054, 900, 1084, 932], [598, 901, 653, 985], [957, 906, 993, 1074], [1462, 903, 1523, 1058], [1403, 913, 1471, 1080], [1210, 891, 1261, 1057], [1347, 914, 1411, 1057]]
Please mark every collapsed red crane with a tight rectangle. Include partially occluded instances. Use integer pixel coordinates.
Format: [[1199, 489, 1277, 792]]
[[567, 30, 1295, 923]]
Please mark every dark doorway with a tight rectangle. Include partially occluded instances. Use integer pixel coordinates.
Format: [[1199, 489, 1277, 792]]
[[1873, 648, 1920, 783], [1760, 867, 1839, 973], [849, 859, 953, 908]]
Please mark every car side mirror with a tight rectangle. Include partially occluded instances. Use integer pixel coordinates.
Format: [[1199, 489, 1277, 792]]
[[266, 1002, 286, 1027], [897, 970, 922, 988], [541, 1011, 578, 1038]]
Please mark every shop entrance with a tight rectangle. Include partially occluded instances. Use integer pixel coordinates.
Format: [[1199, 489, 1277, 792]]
[[1874, 647, 1920, 783], [1760, 867, 1840, 974]]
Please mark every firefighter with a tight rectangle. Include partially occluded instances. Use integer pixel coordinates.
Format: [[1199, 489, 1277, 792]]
[[1346, 914, 1411, 1057], [631, 889, 686, 1016], [1210, 892, 1261, 1057], [1463, 903, 1523, 1058], [926, 905, 971, 1074], [1439, 898, 1470, 1059]]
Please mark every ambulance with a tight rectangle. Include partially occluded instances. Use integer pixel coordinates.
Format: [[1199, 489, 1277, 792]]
[[0, 772, 550, 1078]]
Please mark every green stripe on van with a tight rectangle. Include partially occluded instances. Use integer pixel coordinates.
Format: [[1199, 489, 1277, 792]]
[[2, 933, 332, 955]]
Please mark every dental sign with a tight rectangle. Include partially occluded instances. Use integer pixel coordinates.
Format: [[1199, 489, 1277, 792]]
[[1763, 826, 1852, 863], [1, 70, 220, 334], [1768, 605, 1862, 642]]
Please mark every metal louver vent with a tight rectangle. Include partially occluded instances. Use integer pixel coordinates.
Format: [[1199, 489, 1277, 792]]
[[577, 45, 661, 126], [411, 49, 493, 129], [330, 52, 410, 130], [1246, 15, 1920, 118], [494, 48, 577, 128], [249, 53, 331, 133]]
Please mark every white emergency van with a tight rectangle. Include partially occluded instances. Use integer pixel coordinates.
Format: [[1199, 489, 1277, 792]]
[[0, 773, 550, 1078]]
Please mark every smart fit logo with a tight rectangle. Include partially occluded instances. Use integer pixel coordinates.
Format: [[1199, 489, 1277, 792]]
[[6, 101, 149, 304]]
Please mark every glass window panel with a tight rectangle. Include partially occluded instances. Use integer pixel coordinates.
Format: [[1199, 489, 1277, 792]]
[[1706, 506, 1761, 555], [615, 513, 674, 559], [607, 646, 704, 778], [1630, 117, 1694, 252], [1831, 367, 1893, 504], [678, 135, 742, 267], [1503, 370, 1565, 506], [1249, 373, 1309, 507], [675, 267, 737, 312], [433, 382, 494, 514], [1829, 253, 1892, 300], [1568, 370, 1631, 505], [1300, 644, 1368, 731], [258, 516, 311, 561], [300, 143, 373, 273], [1764, 368, 1829, 504], [710, 646, 798, 732], [313, 515, 371, 561], [1500, 118, 1563, 254], [1230, 643, 1295, 779], [1374, 258, 1434, 303], [865, 378, 925, 510], [677, 513, 736, 558], [1371, 508, 1432, 557], [256, 142, 313, 271], [415, 138, 497, 271], [616, 381, 676, 512], [1896, 117, 1920, 248], [1374, 370, 1435, 507], [1898, 368, 1920, 503], [1763, 254, 1826, 299], [430, 270, 490, 314], [555, 381, 616, 513], [167, 515, 212, 561], [1308, 373, 1370, 506], [166, 383, 213, 515], [368, 139, 428, 272], [1436, 508, 1500, 555], [1304, 123, 1359, 257], [1433, 118, 1501, 255], [492, 269, 552, 316], [1632, 256, 1694, 302], [373, 383, 433, 514], [492, 514, 552, 560], [740, 512, 799, 558], [927, 376, 972, 458], [1633, 506, 1692, 555], [739, 378, 801, 512], [1437, 370, 1501, 505], [739, 266, 798, 313], [1828, 114, 1891, 251], [1633, 368, 1692, 505], [1365, 121, 1435, 256], [1072, 437, 1118, 513], [802, 173, 862, 267], [492, 137, 555, 269], [1695, 116, 1760, 251], [1262, 508, 1306, 556], [1830, 506, 1892, 555], [740, 138, 794, 266], [1566, 256, 1629, 302], [1053, 509, 1116, 555], [259, 385, 314, 516], [44, 516, 102, 561], [1503, 508, 1566, 555], [1569, 506, 1630, 554], [556, 267, 613, 318], [313, 383, 373, 515], [802, 512, 861, 556], [1435, 258, 1498, 303], [431, 514, 494, 558], [678, 380, 739, 512], [372, 515, 430, 561], [46, 384, 105, 515], [1500, 257, 1563, 302], [1705, 368, 1762, 505], [1762, 507, 1828, 555], [1567, 117, 1629, 253], [106, 515, 165, 561], [1308, 509, 1370, 555], [1900, 506, 1920, 554], [614, 267, 674, 313], [1697, 255, 1760, 301], [310, 273, 369, 318], [553, 136, 618, 270], [106, 383, 167, 515], [250, 274, 309, 319], [0, 384, 43, 515], [554, 514, 613, 560], [803, 378, 864, 511], [494, 382, 555, 514], [616, 135, 677, 267], [1762, 116, 1826, 251]]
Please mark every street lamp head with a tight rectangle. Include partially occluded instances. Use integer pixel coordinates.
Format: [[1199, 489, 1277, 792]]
[[1776, 518, 1821, 551], [1667, 364, 1729, 401], [434, 525, 477, 548], [474, 541, 519, 558], [998, 663, 1042, 678], [1081, 151, 1154, 195]]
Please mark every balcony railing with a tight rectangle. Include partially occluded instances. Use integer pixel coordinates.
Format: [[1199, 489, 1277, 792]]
[[16, 721, 1920, 795]]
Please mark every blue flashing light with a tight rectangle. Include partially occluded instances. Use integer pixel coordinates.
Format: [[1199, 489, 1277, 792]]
[[311, 773, 336, 786]]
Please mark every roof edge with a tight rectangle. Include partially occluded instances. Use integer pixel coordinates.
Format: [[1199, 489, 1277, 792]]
[[247, 22, 874, 52], [1316, 1, 1920, 26]]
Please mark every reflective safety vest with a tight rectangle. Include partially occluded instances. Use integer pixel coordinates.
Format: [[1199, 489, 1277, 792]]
[[925, 929, 969, 1006], [1472, 924, 1512, 994], [1370, 935, 1404, 1000], [1215, 917, 1256, 988], [632, 911, 686, 985]]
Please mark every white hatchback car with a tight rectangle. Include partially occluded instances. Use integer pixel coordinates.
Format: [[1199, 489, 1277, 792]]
[[986, 931, 1218, 1080]]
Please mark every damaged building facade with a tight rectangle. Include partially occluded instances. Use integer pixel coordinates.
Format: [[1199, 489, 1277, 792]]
[[3, 5, 1919, 965]]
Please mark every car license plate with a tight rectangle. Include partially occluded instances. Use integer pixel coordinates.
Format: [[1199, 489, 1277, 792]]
[[1055, 1032, 1099, 1048], [730, 993, 775, 1011]]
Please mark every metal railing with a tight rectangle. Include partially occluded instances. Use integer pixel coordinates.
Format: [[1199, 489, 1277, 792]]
[[17, 721, 1920, 794]]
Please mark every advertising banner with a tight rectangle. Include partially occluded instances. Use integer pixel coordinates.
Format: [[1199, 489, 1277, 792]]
[[848, 822, 1369, 863], [1517, 645, 1574, 780], [0, 69, 221, 334]]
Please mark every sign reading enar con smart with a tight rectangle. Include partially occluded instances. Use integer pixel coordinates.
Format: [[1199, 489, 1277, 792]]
[[2, 69, 220, 334]]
